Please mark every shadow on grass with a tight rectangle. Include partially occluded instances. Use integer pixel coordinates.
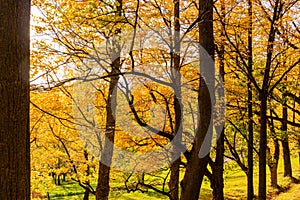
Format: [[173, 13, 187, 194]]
[[45, 181, 86, 199], [48, 192, 85, 199]]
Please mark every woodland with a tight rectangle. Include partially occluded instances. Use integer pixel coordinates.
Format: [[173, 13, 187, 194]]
[[0, 0, 300, 200]]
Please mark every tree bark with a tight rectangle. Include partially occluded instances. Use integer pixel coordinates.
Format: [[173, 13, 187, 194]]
[[83, 189, 90, 200], [57, 175, 61, 186], [258, 1, 281, 198], [0, 0, 30, 199], [180, 0, 214, 199], [211, 0, 225, 198], [168, 1, 181, 200], [298, 137, 300, 167], [247, 0, 254, 199], [62, 173, 66, 182], [282, 138, 292, 178], [96, 58, 120, 200], [267, 138, 280, 188], [282, 82, 293, 178], [258, 94, 268, 199], [95, 1, 122, 200], [269, 162, 279, 188], [267, 112, 280, 189], [298, 136, 300, 165]]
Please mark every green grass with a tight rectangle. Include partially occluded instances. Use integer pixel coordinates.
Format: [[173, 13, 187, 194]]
[[44, 181, 96, 200], [36, 156, 300, 199], [220, 155, 300, 200], [42, 180, 168, 200]]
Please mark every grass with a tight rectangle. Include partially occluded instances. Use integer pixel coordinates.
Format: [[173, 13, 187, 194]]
[[43, 181, 96, 200], [42, 180, 168, 200], [34, 156, 300, 199], [273, 182, 300, 200], [221, 155, 300, 200]]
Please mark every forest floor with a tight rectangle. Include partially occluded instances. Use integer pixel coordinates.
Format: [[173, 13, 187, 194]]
[[273, 182, 300, 200], [34, 156, 300, 199]]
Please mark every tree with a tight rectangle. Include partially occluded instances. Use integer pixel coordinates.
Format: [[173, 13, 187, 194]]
[[30, 0, 300, 199], [281, 77, 293, 179], [258, 1, 286, 197], [31, 1, 217, 199], [246, 0, 254, 198], [95, 0, 122, 199], [30, 88, 97, 197], [180, 0, 214, 199], [266, 110, 280, 189], [168, 1, 182, 200], [213, 0, 300, 198], [208, 0, 225, 198], [0, 0, 30, 199]]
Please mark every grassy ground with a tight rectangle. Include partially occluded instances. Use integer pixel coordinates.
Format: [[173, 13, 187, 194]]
[[36, 156, 300, 199], [273, 182, 300, 200]]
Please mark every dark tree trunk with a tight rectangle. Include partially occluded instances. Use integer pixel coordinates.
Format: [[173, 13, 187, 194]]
[[258, 94, 268, 199], [282, 83, 293, 178], [298, 137, 300, 167], [83, 189, 90, 200], [62, 173, 66, 182], [267, 139, 280, 188], [96, 58, 120, 200], [247, 0, 254, 199], [258, 1, 281, 198], [168, 1, 181, 200], [95, 1, 122, 200], [282, 139, 292, 177], [180, 0, 214, 199], [84, 150, 91, 176], [169, 158, 180, 200], [212, 132, 224, 200], [51, 172, 57, 184], [269, 162, 279, 188], [0, 0, 30, 199], [267, 112, 280, 189], [57, 175, 61, 186], [211, 0, 225, 198]]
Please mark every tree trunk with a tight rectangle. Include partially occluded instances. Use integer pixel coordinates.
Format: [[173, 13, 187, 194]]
[[52, 172, 57, 184], [84, 150, 91, 176], [247, 0, 254, 199], [267, 110, 280, 189], [282, 139, 292, 177], [180, 0, 214, 199], [298, 137, 300, 167], [258, 94, 268, 199], [258, 0, 281, 198], [0, 0, 30, 199], [269, 163, 279, 188], [211, 0, 225, 196], [83, 189, 90, 200], [212, 137, 224, 200], [95, 1, 122, 200], [96, 58, 120, 200], [282, 82, 293, 178], [168, 1, 181, 200], [57, 175, 61, 186], [267, 137, 280, 189], [54, 174, 57, 185]]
